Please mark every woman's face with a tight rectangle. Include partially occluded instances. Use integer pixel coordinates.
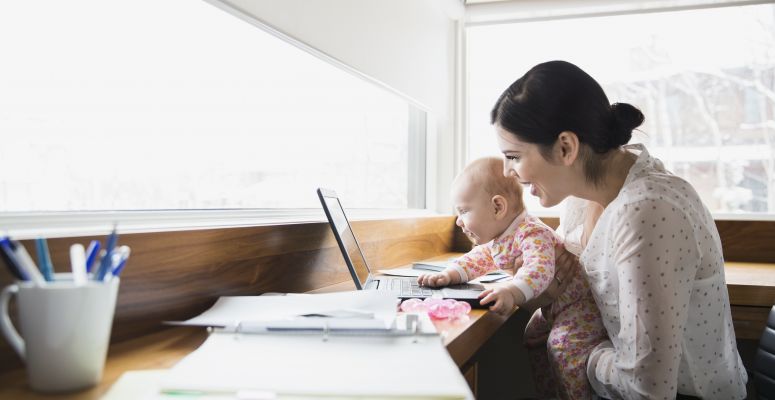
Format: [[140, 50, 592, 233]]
[[495, 125, 569, 207]]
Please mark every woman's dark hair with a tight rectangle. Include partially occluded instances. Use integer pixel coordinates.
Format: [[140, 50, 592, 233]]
[[491, 60, 644, 185]]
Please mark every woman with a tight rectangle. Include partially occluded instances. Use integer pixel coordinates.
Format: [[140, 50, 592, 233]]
[[491, 60, 747, 399]]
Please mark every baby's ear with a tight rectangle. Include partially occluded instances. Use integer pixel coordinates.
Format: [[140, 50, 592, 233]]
[[492, 195, 509, 219]]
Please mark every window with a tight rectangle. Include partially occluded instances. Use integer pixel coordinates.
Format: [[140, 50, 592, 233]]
[[0, 0, 426, 213], [467, 2, 775, 215]]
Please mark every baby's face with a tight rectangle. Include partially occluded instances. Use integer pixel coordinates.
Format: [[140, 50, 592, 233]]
[[452, 180, 501, 245]]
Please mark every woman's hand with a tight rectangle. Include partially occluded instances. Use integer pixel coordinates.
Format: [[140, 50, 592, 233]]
[[521, 243, 577, 312]]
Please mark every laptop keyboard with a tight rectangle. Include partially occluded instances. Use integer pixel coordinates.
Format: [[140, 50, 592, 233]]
[[376, 278, 433, 297]]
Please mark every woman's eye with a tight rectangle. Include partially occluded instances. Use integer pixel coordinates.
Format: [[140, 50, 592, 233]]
[[506, 155, 520, 161]]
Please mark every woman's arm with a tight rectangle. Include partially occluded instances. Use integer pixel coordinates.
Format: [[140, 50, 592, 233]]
[[587, 199, 699, 399]]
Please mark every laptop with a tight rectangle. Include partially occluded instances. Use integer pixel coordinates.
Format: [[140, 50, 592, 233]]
[[317, 188, 487, 308]]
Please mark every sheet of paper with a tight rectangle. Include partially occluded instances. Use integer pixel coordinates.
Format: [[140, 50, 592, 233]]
[[377, 267, 423, 277], [471, 272, 510, 283], [411, 261, 448, 271], [168, 290, 398, 330], [160, 331, 472, 399]]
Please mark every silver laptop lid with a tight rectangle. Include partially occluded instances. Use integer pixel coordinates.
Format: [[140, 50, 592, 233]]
[[317, 188, 371, 289]]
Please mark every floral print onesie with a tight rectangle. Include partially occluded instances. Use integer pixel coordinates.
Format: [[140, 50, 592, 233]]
[[448, 211, 607, 399]]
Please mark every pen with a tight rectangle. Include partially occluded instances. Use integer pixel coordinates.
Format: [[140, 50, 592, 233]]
[[0, 237, 27, 281], [70, 243, 88, 286], [11, 240, 46, 286], [94, 249, 106, 277], [109, 245, 131, 279], [35, 238, 55, 282], [84, 240, 101, 273], [95, 225, 118, 281]]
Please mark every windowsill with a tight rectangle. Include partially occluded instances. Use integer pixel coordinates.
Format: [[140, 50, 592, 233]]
[[710, 213, 775, 221], [2, 208, 774, 240], [0, 208, 443, 239]]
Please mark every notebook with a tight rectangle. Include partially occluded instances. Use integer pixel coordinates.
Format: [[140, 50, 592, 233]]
[[317, 188, 487, 308]]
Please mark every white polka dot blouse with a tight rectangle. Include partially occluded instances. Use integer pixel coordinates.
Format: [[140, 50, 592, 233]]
[[564, 144, 748, 399]]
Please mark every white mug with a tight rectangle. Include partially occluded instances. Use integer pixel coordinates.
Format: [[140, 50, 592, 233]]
[[0, 274, 119, 392]]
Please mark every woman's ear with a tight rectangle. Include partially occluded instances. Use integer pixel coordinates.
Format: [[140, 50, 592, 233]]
[[555, 131, 580, 166], [491, 195, 509, 220]]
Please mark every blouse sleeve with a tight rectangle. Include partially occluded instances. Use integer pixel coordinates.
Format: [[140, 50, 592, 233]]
[[557, 196, 586, 257], [587, 199, 700, 399], [512, 224, 556, 301], [448, 244, 495, 282]]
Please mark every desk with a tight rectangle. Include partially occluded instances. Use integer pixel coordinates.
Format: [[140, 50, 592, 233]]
[[724, 261, 775, 307], [724, 261, 775, 339], [0, 253, 510, 399], [2, 253, 771, 399], [0, 314, 508, 400]]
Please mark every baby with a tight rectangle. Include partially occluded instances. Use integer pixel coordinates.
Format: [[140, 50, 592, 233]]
[[417, 157, 607, 399]]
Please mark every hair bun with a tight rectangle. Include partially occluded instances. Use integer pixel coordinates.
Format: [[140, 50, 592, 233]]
[[609, 102, 644, 147]]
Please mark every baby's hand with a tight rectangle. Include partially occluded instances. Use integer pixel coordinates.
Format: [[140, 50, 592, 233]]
[[479, 283, 519, 315], [417, 272, 451, 287]]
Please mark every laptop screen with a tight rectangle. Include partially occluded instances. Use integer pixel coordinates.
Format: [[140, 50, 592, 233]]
[[318, 190, 371, 288]]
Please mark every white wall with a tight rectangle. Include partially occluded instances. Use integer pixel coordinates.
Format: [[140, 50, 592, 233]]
[[220, 0, 459, 213]]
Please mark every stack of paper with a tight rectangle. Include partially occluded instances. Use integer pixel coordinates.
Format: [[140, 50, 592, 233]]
[[170, 290, 398, 332]]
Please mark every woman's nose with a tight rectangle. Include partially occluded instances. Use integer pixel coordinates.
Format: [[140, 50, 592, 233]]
[[455, 216, 464, 227]]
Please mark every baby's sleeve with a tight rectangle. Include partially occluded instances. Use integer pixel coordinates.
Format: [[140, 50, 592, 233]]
[[512, 224, 557, 301], [448, 244, 495, 282]]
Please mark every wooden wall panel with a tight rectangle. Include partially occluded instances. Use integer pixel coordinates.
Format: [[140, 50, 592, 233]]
[[716, 220, 775, 263], [0, 216, 457, 374], [731, 305, 771, 340], [452, 216, 775, 264]]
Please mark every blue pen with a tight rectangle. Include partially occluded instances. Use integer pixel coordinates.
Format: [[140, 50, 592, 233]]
[[34, 238, 55, 281], [0, 237, 27, 281], [85, 240, 101, 273], [95, 225, 119, 281], [110, 246, 131, 278], [11, 240, 46, 285]]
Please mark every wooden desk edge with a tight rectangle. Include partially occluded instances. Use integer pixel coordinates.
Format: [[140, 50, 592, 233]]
[[724, 261, 775, 307]]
